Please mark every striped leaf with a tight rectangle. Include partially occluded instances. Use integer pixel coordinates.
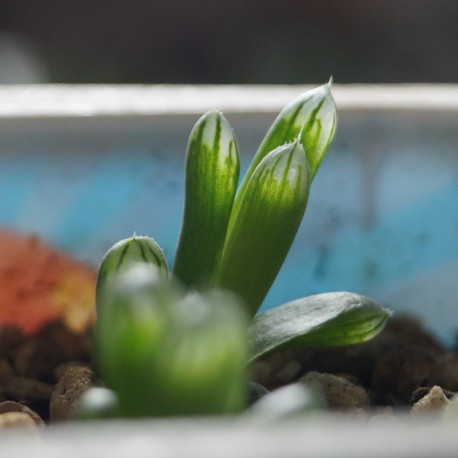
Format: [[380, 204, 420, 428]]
[[231, 82, 336, 228], [172, 109, 240, 289], [216, 139, 310, 317], [248, 292, 392, 363], [96, 235, 168, 310]]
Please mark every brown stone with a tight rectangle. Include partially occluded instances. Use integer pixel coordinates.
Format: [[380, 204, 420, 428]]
[[411, 385, 450, 415], [50, 364, 95, 422], [302, 371, 370, 411], [0, 411, 40, 431]]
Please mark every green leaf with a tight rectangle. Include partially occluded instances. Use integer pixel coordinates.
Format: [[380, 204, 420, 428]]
[[93, 264, 177, 417], [231, 82, 337, 228], [248, 291, 391, 363], [95, 263, 249, 417], [172, 109, 240, 289], [216, 140, 310, 317], [151, 290, 249, 416], [96, 235, 168, 310]]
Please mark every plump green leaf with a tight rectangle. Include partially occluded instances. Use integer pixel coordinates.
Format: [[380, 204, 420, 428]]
[[96, 235, 168, 310], [95, 263, 249, 417], [172, 109, 240, 289], [151, 290, 249, 416], [231, 82, 337, 228], [248, 291, 391, 362], [93, 264, 177, 416], [216, 140, 310, 317]]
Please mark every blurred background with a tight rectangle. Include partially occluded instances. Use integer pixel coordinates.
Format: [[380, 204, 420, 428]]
[[0, 0, 457, 341], [0, 0, 457, 85]]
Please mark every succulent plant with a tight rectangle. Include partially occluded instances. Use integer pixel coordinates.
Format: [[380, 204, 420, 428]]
[[92, 82, 390, 418]]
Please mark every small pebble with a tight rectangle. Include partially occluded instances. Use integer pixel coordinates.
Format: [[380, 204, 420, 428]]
[[411, 385, 450, 415], [302, 371, 370, 411], [50, 364, 95, 421], [0, 411, 40, 432], [0, 400, 44, 426]]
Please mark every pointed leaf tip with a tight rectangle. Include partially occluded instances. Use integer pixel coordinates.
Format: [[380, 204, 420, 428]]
[[231, 83, 337, 227]]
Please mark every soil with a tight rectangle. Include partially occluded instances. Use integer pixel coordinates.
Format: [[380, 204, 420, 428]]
[[0, 229, 96, 425], [252, 314, 457, 411], [1, 229, 458, 426]]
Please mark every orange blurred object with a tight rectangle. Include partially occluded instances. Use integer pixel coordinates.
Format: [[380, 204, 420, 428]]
[[0, 229, 96, 334]]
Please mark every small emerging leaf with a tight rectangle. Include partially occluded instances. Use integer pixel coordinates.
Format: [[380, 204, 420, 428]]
[[96, 235, 167, 310], [231, 81, 337, 228], [248, 291, 391, 363], [216, 140, 310, 317], [172, 109, 240, 289]]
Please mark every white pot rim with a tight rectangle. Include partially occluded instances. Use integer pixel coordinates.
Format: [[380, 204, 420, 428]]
[[0, 83, 457, 118], [2, 414, 458, 458]]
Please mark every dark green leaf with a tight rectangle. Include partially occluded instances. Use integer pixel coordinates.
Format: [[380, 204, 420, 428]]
[[249, 292, 391, 362]]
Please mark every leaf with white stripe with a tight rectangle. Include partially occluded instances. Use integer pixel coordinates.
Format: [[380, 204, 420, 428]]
[[216, 139, 310, 316]]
